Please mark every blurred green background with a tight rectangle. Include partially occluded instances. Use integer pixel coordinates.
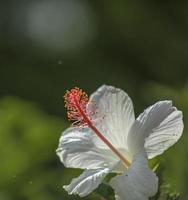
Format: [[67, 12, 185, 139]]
[[0, 0, 188, 199]]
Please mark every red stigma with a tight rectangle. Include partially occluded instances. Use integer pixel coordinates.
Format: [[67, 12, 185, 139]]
[[64, 87, 89, 126]]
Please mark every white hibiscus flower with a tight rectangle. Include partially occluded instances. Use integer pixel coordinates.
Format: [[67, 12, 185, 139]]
[[56, 85, 183, 200]]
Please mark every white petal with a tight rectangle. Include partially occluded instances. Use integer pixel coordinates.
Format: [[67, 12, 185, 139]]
[[110, 152, 158, 200], [145, 109, 183, 159], [56, 127, 118, 169], [88, 85, 135, 149], [64, 168, 110, 197], [127, 101, 183, 156]]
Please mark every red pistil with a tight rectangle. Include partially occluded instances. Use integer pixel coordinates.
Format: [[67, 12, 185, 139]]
[[64, 87, 90, 126], [64, 87, 130, 168]]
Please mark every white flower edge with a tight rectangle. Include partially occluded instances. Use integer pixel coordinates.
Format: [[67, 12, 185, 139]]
[[64, 168, 110, 197], [110, 152, 158, 200], [127, 100, 184, 158], [56, 127, 119, 170], [87, 84, 135, 149]]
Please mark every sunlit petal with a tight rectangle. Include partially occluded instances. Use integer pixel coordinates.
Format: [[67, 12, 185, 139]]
[[127, 101, 183, 156], [110, 152, 158, 200], [64, 168, 110, 197], [145, 109, 183, 159], [56, 127, 119, 169], [88, 85, 135, 149]]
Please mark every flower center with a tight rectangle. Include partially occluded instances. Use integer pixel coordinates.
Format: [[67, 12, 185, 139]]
[[64, 87, 131, 168]]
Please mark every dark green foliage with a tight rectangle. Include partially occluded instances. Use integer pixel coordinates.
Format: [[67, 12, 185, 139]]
[[150, 166, 180, 200], [94, 183, 115, 200], [0, 97, 65, 200]]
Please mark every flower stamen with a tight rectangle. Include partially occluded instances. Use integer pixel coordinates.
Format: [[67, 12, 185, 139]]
[[64, 87, 131, 168]]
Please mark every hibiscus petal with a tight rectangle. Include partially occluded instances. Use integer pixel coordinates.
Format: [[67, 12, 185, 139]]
[[88, 85, 135, 149], [145, 108, 183, 159], [56, 127, 118, 169], [127, 101, 183, 156], [64, 168, 110, 197], [110, 152, 158, 200]]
